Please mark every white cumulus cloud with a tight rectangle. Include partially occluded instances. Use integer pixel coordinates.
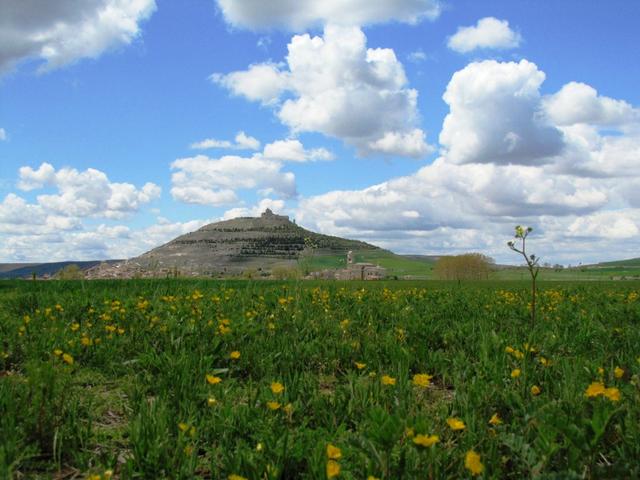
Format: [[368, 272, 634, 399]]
[[0, 128, 6, 141], [263, 139, 334, 162], [448, 17, 521, 53], [190, 131, 261, 151], [170, 154, 297, 206], [439, 59, 564, 165], [0, 0, 156, 73], [215, 0, 441, 30], [543, 82, 640, 127], [214, 25, 432, 158], [17, 163, 160, 219]]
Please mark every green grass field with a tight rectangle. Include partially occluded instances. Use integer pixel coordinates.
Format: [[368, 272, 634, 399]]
[[1, 279, 639, 478]]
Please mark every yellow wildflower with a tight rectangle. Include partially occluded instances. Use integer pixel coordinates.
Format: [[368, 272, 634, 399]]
[[326, 460, 340, 478], [103, 470, 113, 479], [489, 413, 502, 425], [405, 427, 415, 438], [207, 397, 217, 407], [381, 375, 396, 386], [412, 373, 433, 388], [53, 349, 63, 356], [229, 475, 248, 480], [585, 381, 606, 397], [614, 367, 624, 379], [62, 353, 74, 365], [271, 382, 285, 394], [510, 368, 521, 378], [604, 387, 620, 402], [367, 477, 380, 480], [447, 417, 466, 431], [355, 362, 366, 370], [230, 351, 241, 360], [412, 434, 439, 447], [465, 450, 485, 476], [531, 385, 541, 396], [206, 374, 222, 385], [266, 401, 281, 410], [326, 444, 342, 459]]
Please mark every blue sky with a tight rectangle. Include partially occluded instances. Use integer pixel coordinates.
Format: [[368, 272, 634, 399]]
[[1, 0, 639, 264]]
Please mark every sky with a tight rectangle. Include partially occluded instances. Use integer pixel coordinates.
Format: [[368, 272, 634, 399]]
[[1, 0, 639, 265]]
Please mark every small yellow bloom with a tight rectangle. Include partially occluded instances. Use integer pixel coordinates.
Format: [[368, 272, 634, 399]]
[[256, 442, 264, 452], [326, 460, 340, 478], [266, 401, 281, 410], [412, 373, 433, 388], [531, 385, 541, 396], [271, 382, 285, 394], [367, 477, 380, 480], [229, 475, 248, 480], [355, 362, 366, 370], [604, 387, 620, 402], [53, 349, 63, 356], [614, 367, 624, 379], [597, 367, 604, 376], [70, 323, 80, 332], [446, 417, 466, 431], [229, 350, 241, 360], [405, 427, 415, 438], [103, 470, 113, 479], [62, 353, 74, 365], [504, 346, 514, 353], [412, 434, 439, 447], [206, 374, 222, 385], [326, 444, 342, 459], [465, 450, 485, 476], [489, 413, 502, 425], [381, 375, 396, 386], [207, 397, 217, 407], [585, 381, 606, 398], [178, 422, 189, 432], [510, 368, 521, 378]]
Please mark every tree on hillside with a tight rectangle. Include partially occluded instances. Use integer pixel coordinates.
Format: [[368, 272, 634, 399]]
[[433, 253, 494, 280], [55, 264, 84, 280]]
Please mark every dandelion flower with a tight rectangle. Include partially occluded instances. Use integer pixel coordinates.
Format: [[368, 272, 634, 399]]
[[412, 373, 433, 388], [413, 434, 439, 447], [267, 401, 281, 410], [355, 362, 366, 370], [326, 460, 340, 478], [206, 374, 222, 385], [531, 385, 541, 396], [446, 418, 466, 431], [230, 351, 241, 360], [271, 382, 285, 394], [53, 349, 63, 356], [585, 381, 606, 398], [489, 413, 502, 425], [178, 422, 189, 432], [604, 387, 620, 402], [207, 397, 217, 407], [465, 450, 485, 476], [510, 368, 521, 378], [229, 475, 248, 480], [381, 375, 396, 386], [62, 353, 74, 365], [614, 367, 624, 379], [326, 444, 342, 459]]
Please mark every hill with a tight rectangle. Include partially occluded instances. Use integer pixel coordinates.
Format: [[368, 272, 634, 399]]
[[87, 209, 389, 278]]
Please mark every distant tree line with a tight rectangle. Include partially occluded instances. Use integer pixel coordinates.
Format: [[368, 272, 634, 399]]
[[433, 253, 494, 280]]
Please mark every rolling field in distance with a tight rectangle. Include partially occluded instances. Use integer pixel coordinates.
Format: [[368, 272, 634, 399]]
[[1, 279, 639, 478]]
